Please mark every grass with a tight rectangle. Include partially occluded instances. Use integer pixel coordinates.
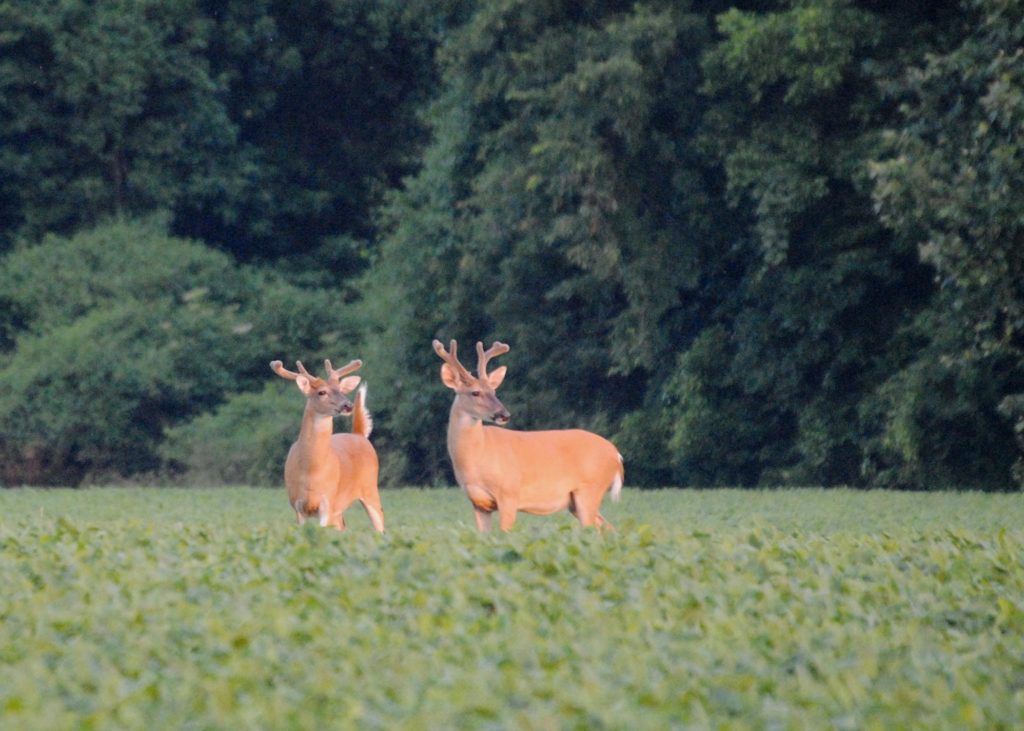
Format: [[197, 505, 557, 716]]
[[1, 487, 1023, 729]]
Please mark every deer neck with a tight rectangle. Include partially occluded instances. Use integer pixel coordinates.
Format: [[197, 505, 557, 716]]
[[296, 403, 335, 466], [447, 400, 487, 468]]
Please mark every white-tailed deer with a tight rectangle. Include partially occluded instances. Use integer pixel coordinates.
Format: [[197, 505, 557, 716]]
[[270, 358, 384, 532], [433, 339, 623, 531]]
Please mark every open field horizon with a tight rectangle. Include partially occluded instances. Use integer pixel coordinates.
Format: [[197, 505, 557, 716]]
[[3, 485, 1023, 533], [2, 488, 1023, 729]]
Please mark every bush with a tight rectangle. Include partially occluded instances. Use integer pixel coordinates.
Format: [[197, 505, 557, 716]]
[[860, 321, 1018, 490], [0, 219, 355, 485], [160, 384, 296, 486]]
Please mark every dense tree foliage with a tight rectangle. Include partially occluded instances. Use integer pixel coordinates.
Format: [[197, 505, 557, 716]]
[[0, 220, 351, 484], [361, 0, 716, 484], [0, 0, 1021, 488], [0, 0, 456, 259], [871, 0, 1024, 485]]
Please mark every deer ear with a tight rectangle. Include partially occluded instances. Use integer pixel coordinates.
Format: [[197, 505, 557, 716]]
[[294, 375, 314, 396], [338, 375, 361, 393], [487, 366, 507, 389], [440, 364, 461, 390]]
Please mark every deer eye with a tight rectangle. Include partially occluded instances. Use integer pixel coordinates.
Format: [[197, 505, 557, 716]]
[[317, 390, 327, 396], [471, 390, 481, 397]]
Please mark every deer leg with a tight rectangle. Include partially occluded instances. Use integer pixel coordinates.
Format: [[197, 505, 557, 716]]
[[497, 503, 518, 532], [330, 496, 356, 531], [595, 513, 614, 531], [571, 492, 600, 527], [473, 507, 493, 532], [293, 496, 309, 525], [318, 497, 332, 528], [361, 500, 385, 533], [324, 506, 346, 530]]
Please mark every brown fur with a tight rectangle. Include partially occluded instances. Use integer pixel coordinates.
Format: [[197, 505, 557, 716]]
[[283, 412, 383, 530], [272, 359, 384, 532], [434, 339, 623, 531]]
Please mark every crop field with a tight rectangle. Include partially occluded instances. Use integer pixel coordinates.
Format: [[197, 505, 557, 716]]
[[1, 488, 1023, 730]]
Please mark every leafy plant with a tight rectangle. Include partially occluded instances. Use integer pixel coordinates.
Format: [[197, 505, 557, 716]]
[[0, 219, 353, 485], [0, 488, 1021, 729], [160, 383, 298, 486]]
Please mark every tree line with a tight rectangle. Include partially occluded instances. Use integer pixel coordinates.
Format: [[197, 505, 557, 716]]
[[1, 0, 1021, 489]]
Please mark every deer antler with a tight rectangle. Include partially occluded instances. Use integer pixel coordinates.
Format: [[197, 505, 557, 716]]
[[476, 341, 510, 379], [324, 358, 362, 385], [270, 360, 300, 380], [433, 339, 474, 384], [270, 360, 326, 387]]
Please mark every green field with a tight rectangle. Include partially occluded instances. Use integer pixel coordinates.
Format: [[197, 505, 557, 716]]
[[1, 488, 1022, 730]]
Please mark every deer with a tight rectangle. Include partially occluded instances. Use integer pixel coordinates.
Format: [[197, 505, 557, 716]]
[[270, 357, 384, 532], [432, 339, 624, 531]]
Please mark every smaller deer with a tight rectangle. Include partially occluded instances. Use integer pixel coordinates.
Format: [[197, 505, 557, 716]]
[[433, 339, 624, 531], [270, 358, 384, 532]]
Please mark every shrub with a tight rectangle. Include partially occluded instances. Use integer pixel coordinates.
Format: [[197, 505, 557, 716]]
[[0, 219, 354, 485], [160, 384, 296, 486]]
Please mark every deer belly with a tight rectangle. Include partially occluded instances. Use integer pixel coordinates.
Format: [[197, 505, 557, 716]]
[[519, 495, 572, 515]]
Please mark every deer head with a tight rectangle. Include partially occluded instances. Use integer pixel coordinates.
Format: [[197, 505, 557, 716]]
[[270, 358, 362, 417], [433, 339, 511, 425]]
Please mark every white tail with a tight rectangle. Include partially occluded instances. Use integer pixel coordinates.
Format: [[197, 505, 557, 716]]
[[610, 456, 623, 502], [352, 383, 372, 439], [270, 358, 384, 532], [433, 339, 624, 532]]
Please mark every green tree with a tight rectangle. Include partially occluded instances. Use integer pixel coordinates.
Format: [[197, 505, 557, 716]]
[[160, 383, 297, 486], [0, 219, 349, 485], [182, 0, 464, 260], [606, 0, 1014, 488], [0, 0, 237, 244], [361, 1, 718, 484], [871, 0, 1024, 486], [4, 0, 1018, 491], [0, 0, 453, 259], [859, 301, 1018, 488]]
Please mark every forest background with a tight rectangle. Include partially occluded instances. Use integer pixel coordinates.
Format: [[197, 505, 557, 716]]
[[0, 0, 1021, 490]]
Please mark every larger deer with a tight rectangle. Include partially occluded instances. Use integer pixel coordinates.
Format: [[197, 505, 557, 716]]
[[433, 339, 623, 531], [270, 358, 384, 532]]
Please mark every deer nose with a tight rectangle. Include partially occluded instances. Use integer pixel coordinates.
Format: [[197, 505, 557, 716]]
[[493, 410, 510, 424]]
